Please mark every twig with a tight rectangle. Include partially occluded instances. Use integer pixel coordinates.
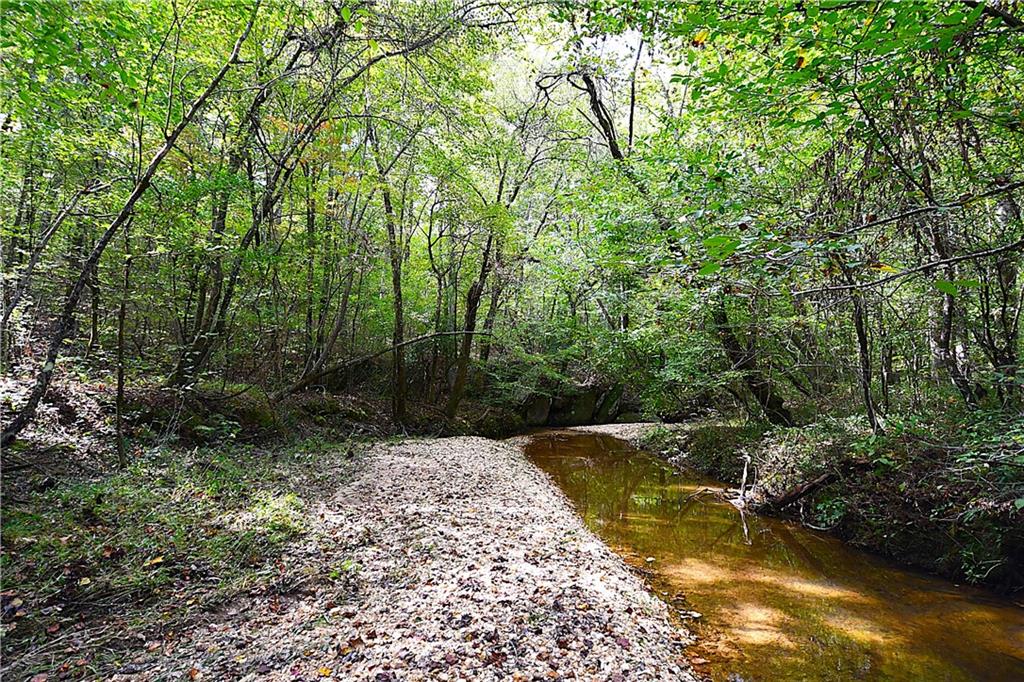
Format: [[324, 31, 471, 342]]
[[796, 237, 1024, 295]]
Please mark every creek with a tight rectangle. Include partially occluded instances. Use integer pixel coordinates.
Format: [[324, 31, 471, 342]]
[[524, 430, 1024, 681]]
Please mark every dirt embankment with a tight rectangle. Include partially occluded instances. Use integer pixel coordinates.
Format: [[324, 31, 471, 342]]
[[110, 436, 692, 681]]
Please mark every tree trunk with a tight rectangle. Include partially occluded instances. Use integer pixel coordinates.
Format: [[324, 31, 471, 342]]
[[168, 167, 234, 385], [852, 289, 883, 433], [3, 183, 100, 328], [87, 259, 100, 354], [281, 265, 357, 396], [840, 262, 883, 433], [478, 275, 502, 364], [925, 215, 979, 406], [1, 11, 257, 447], [936, 290, 979, 405], [712, 297, 794, 427], [303, 172, 317, 372], [446, 234, 493, 420], [370, 127, 407, 425], [115, 226, 132, 469], [576, 71, 674, 239]]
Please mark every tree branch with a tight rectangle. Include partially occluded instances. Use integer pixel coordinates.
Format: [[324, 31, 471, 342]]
[[273, 330, 493, 399]]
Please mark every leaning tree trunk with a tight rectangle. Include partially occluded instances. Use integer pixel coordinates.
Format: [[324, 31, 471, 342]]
[[711, 297, 794, 427], [167, 37, 308, 387], [2, 183, 102, 328], [277, 265, 357, 398], [169, 19, 426, 388], [1, 10, 257, 448], [577, 71, 674, 237]]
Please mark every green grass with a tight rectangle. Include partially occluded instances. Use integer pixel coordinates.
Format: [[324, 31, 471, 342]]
[[0, 437, 357, 671]]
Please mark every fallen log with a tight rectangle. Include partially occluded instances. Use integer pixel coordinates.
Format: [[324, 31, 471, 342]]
[[272, 330, 492, 401], [761, 471, 836, 512], [759, 459, 871, 512]]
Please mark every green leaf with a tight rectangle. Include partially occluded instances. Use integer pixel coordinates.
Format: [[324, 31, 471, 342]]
[[698, 262, 722, 276], [702, 235, 733, 248], [934, 279, 958, 296], [702, 235, 741, 259]]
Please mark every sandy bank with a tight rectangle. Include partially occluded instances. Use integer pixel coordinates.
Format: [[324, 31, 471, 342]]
[[113, 436, 691, 681]]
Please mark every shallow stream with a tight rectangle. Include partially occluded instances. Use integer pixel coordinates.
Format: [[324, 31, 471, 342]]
[[524, 430, 1024, 681]]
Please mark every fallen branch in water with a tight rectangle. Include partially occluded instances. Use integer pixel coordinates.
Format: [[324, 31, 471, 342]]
[[759, 459, 872, 512], [684, 487, 720, 502], [762, 471, 836, 512]]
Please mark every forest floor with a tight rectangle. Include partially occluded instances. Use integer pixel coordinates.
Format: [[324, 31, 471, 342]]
[[3, 433, 692, 681]]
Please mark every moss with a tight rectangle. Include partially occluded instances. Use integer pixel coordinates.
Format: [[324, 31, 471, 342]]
[[246, 491, 306, 541], [223, 393, 278, 430], [124, 384, 284, 444]]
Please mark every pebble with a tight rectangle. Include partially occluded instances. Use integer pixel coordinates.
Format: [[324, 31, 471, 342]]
[[109, 437, 694, 681]]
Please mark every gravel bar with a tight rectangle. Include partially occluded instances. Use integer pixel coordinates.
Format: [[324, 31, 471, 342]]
[[114, 436, 693, 681]]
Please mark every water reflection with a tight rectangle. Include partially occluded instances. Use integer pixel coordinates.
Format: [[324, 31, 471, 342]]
[[525, 431, 1024, 682]]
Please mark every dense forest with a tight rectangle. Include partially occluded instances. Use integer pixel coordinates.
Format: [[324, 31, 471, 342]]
[[2, 1, 1024, 679], [5, 0, 1024, 435]]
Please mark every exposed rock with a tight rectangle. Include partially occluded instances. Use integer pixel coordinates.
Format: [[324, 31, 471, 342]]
[[594, 385, 624, 424], [549, 388, 599, 426], [523, 395, 552, 426]]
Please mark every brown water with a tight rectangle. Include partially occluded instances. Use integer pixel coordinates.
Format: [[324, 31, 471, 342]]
[[525, 430, 1024, 682]]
